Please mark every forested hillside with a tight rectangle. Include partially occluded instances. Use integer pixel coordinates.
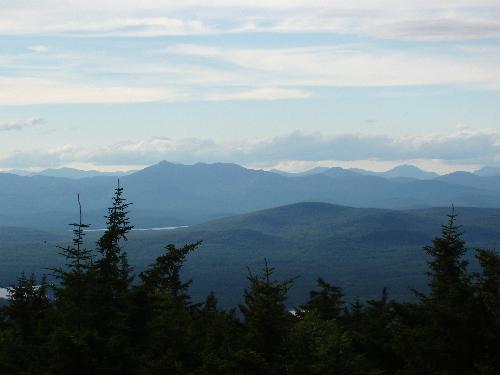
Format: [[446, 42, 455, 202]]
[[3, 202, 500, 306], [1, 184, 499, 374]]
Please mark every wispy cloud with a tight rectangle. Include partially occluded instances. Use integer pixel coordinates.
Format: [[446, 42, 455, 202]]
[[2, 39, 499, 106], [166, 44, 500, 89], [1, 1, 500, 41], [28, 45, 49, 53], [0, 117, 46, 132], [206, 87, 311, 101], [0, 77, 178, 105], [0, 1, 498, 107]]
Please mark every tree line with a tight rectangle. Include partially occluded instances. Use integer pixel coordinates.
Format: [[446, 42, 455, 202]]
[[0, 183, 499, 374]]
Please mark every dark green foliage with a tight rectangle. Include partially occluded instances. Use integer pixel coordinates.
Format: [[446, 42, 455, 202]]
[[405, 211, 481, 373], [474, 249, 500, 372], [239, 261, 296, 374], [0, 273, 51, 374], [300, 277, 344, 320], [51, 194, 93, 329], [1, 190, 500, 374], [47, 195, 96, 374], [288, 310, 371, 375], [139, 241, 201, 300], [133, 242, 201, 374]]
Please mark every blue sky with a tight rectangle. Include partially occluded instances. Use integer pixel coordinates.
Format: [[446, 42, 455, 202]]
[[1, 1, 500, 172]]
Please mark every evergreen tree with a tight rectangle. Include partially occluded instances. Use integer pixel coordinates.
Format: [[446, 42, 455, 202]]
[[398, 209, 480, 373], [48, 194, 96, 374], [357, 288, 401, 372], [474, 248, 500, 372], [139, 241, 201, 300], [1, 273, 51, 373], [88, 180, 135, 374], [134, 241, 202, 374], [239, 260, 295, 374], [289, 310, 370, 375], [422, 208, 470, 303], [300, 277, 344, 320], [51, 194, 93, 331], [475, 248, 500, 318], [5, 272, 50, 334], [191, 292, 247, 375], [95, 179, 134, 285]]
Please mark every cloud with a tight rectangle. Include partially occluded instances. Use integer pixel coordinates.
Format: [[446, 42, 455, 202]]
[[3, 40, 499, 106], [1, 1, 500, 41], [0, 75, 311, 105], [0, 77, 179, 105], [206, 87, 311, 101], [1, 2, 500, 106], [167, 44, 500, 89], [0, 144, 76, 169], [0, 117, 46, 132], [29, 45, 48, 53], [3, 127, 500, 169], [1, 39, 498, 106]]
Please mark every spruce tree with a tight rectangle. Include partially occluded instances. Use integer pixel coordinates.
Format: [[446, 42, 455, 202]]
[[401, 209, 479, 373], [48, 194, 96, 375], [475, 248, 500, 317], [139, 241, 201, 301], [134, 241, 201, 373], [2, 273, 51, 373], [89, 180, 135, 373], [423, 208, 470, 303], [300, 277, 344, 320], [95, 179, 133, 284], [239, 260, 295, 374], [474, 248, 500, 372], [51, 194, 93, 331], [93, 180, 134, 315]]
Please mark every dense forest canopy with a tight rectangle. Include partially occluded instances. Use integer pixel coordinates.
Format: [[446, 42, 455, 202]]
[[1, 184, 499, 374]]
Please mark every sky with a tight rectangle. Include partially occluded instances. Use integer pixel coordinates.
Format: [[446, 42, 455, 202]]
[[1, 0, 500, 173]]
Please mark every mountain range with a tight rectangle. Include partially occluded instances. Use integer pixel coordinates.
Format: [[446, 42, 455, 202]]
[[1, 161, 500, 230], [5, 167, 134, 179], [6, 163, 498, 180]]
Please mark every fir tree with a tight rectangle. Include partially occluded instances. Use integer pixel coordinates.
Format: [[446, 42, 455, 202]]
[[96, 179, 134, 281], [139, 241, 201, 301], [239, 260, 295, 374], [474, 248, 500, 372], [88, 180, 135, 374], [134, 241, 202, 374], [422, 207, 470, 303], [51, 194, 93, 332], [5, 272, 50, 337], [48, 194, 96, 375], [401, 209, 480, 373], [93, 179, 134, 310], [2, 273, 51, 373], [300, 277, 344, 320]]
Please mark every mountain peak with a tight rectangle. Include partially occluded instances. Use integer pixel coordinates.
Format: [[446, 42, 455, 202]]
[[383, 165, 439, 179]]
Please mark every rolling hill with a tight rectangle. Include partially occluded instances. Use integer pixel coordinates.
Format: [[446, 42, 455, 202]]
[[2, 202, 500, 307]]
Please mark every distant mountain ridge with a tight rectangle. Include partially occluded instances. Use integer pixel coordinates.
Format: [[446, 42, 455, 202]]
[[277, 164, 440, 180], [474, 166, 500, 177], [8, 163, 500, 180], [5, 167, 135, 179], [1, 160, 500, 230]]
